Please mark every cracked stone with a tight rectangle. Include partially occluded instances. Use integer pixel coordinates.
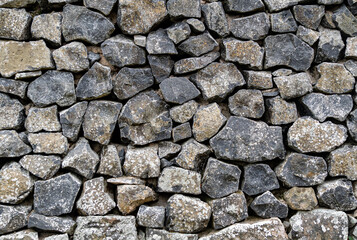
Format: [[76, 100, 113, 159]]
[[332, 4, 357, 37], [296, 25, 320, 46], [202, 2, 229, 37], [84, 0, 116, 15], [25, 105, 61, 133], [148, 55, 174, 83], [315, 27, 344, 63], [293, 5, 325, 30], [0, 202, 31, 234], [174, 51, 220, 75], [172, 122, 192, 142]]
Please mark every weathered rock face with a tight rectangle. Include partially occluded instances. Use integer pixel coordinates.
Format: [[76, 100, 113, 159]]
[[146, 229, 198, 240], [273, 72, 313, 99], [175, 138, 211, 170], [160, 77, 200, 104], [266, 96, 298, 125], [28, 132, 68, 154], [0, 8, 31, 41], [84, 0, 116, 16], [20, 155, 61, 180], [0, 78, 28, 99], [170, 100, 198, 124], [332, 4, 357, 37], [0, 202, 32, 234], [59, 101, 88, 141], [297, 25, 320, 46], [178, 33, 218, 57], [293, 5, 325, 30], [0, 130, 31, 158], [228, 89, 265, 119], [315, 27, 344, 63], [230, 13, 269, 40], [328, 145, 357, 180], [53, 42, 89, 72], [97, 145, 123, 177], [202, 2, 229, 37], [283, 187, 318, 211], [137, 205, 165, 228], [25, 105, 61, 133], [271, 10, 297, 33], [148, 55, 174, 82], [174, 52, 220, 74], [167, 0, 201, 19], [0, 93, 24, 130], [0, 229, 39, 240], [31, 12, 62, 46], [250, 191, 288, 219], [28, 213, 76, 234]]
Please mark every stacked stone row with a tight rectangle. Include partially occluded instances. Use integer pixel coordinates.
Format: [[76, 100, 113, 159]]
[[1, 0, 357, 239]]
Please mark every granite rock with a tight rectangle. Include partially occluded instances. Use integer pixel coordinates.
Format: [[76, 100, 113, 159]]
[[0, 202, 31, 234], [283, 187, 318, 211], [167, 0, 201, 19], [97, 145, 123, 177], [328, 145, 357, 180], [84, 0, 116, 15], [137, 205, 165, 228], [25, 105, 61, 133], [0, 78, 28, 99], [148, 55, 174, 83], [230, 12, 270, 40], [20, 155, 61, 180], [274, 72, 313, 99], [174, 52, 220, 75], [293, 5, 325, 30], [0, 8, 31, 41], [172, 122, 192, 142], [315, 27, 344, 63], [178, 33, 218, 57], [224, 0, 264, 13], [167, 22, 191, 44], [270, 10, 297, 33], [53, 42, 89, 72], [28, 133, 68, 155], [265, 96, 298, 125], [244, 71, 273, 89], [0, 130, 31, 158], [59, 101, 88, 141], [228, 89, 265, 119], [28, 213, 76, 234], [160, 77, 200, 104], [202, 2, 229, 37], [250, 191, 288, 218], [31, 12, 62, 46], [146, 29, 178, 55], [0, 93, 24, 130]]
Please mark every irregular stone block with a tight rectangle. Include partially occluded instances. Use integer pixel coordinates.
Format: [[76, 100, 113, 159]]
[[53, 42, 89, 72], [0, 93, 24, 130], [230, 12, 270, 40], [293, 5, 325, 30], [137, 205, 165, 228], [250, 191, 288, 218], [0, 78, 28, 99], [274, 72, 313, 99], [0, 8, 31, 40], [270, 10, 297, 33], [202, 2, 229, 37], [315, 27, 344, 63], [228, 89, 265, 119], [175, 138, 211, 170], [146, 28, 177, 55], [25, 105, 61, 133], [174, 52, 220, 75], [97, 145, 123, 177], [28, 213, 76, 234], [0, 202, 31, 234], [178, 33, 218, 57], [160, 77, 200, 104], [20, 155, 61, 180], [0, 130, 31, 158], [28, 133, 68, 154], [31, 12, 62, 46], [167, 0, 201, 19], [283, 187, 318, 211]]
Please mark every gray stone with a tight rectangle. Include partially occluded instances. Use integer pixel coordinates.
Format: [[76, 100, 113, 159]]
[[146, 29, 177, 55], [167, 22, 191, 44], [170, 100, 198, 124], [317, 179, 357, 211], [175, 138, 211, 170], [296, 26, 320, 46], [265, 96, 298, 125], [270, 10, 297, 33], [134, 35, 146, 47], [146, 229, 198, 240], [76, 62, 112, 100], [119, 90, 172, 145], [315, 62, 355, 94], [0, 202, 31, 235], [107, 176, 145, 185], [0, 0, 36, 7], [137, 205, 165, 228], [34, 173, 81, 216], [173, 122, 192, 142], [288, 117, 347, 153], [166, 194, 211, 233], [315, 27, 344, 63], [333, 5, 357, 37], [222, 38, 264, 69], [53, 42, 89, 72], [117, 0, 167, 35], [318, 0, 343, 4], [25, 105, 61, 133], [160, 77, 200, 104], [348, 109, 357, 141], [158, 166, 201, 195], [210, 117, 285, 162], [244, 71, 273, 89], [272, 68, 293, 77], [62, 4, 115, 44], [0, 78, 28, 99], [265, 33, 314, 71], [242, 164, 280, 196], [27, 70, 76, 107], [15, 71, 42, 80], [43, 234, 69, 240], [97, 145, 123, 177], [28, 213, 76, 234], [224, 0, 264, 13], [84, 0, 116, 15], [283, 187, 318, 211], [178, 33, 218, 57], [186, 18, 205, 33], [74, 216, 137, 240], [28, 133, 68, 154], [59, 101, 88, 141], [192, 62, 245, 101], [293, 5, 325, 30], [328, 145, 357, 180], [31, 12, 62, 46], [167, 0, 201, 19], [250, 191, 288, 218], [228, 89, 265, 119], [0, 130, 31, 158], [158, 141, 181, 159], [0, 230, 38, 240], [346, 37, 357, 60], [274, 72, 313, 99], [101, 35, 146, 67], [0, 93, 24, 130], [148, 55, 174, 83], [202, 2, 229, 37], [230, 13, 270, 40], [20, 155, 61, 180], [321, 10, 336, 28], [174, 52, 220, 75], [263, 0, 305, 12], [76, 177, 116, 216], [62, 138, 100, 179], [289, 209, 348, 240], [0, 8, 31, 40], [301, 93, 353, 122], [0, 40, 54, 78], [113, 67, 153, 100]]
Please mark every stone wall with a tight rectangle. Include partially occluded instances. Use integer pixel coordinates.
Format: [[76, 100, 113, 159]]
[[0, 0, 357, 239]]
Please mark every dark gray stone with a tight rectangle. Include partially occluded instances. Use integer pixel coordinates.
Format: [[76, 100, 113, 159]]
[[0, 0, 36, 7], [137, 205, 165, 228], [0, 78, 28, 99], [244, 71, 273, 90], [264, 0, 305, 12], [315, 27, 344, 63], [0, 203, 31, 235], [167, 0, 201, 19], [333, 5, 357, 37], [224, 0, 264, 13], [230, 12, 270, 40], [0, 130, 31, 158], [347, 109, 357, 141], [186, 18, 205, 33], [160, 77, 200, 104], [0, 8, 31, 41], [172, 122, 192, 143], [228, 89, 265, 119], [0, 93, 24, 130], [148, 55, 174, 83], [293, 5, 325, 30], [296, 26, 320, 46], [174, 51, 220, 75], [146, 229, 198, 240], [167, 22, 191, 44], [84, 0, 116, 15], [250, 191, 288, 219], [28, 213, 76, 234], [270, 10, 297, 33], [265, 96, 298, 125], [202, 2, 229, 37], [178, 33, 218, 57], [146, 29, 178, 55]]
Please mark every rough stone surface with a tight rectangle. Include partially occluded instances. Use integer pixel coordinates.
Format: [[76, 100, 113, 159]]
[[59, 101, 88, 141], [186, 18, 205, 32], [146, 229, 198, 240], [332, 4, 357, 37], [28, 133, 68, 154], [202, 2, 229, 37], [25, 105, 61, 133], [53, 42, 89, 72], [265, 96, 298, 125], [167, 22, 191, 44], [28, 213, 76, 234], [20, 155, 61, 180], [158, 141, 181, 159], [293, 5, 325, 30], [0, 8, 31, 41], [316, 27, 345, 63], [31, 12, 62, 46], [107, 176, 145, 185], [146, 29, 178, 55], [174, 52, 220, 75], [250, 191, 289, 218], [84, 0, 116, 15], [0, 0, 36, 7], [297, 25, 320, 46], [283, 187, 318, 211], [224, 0, 264, 13], [0, 93, 24, 130], [167, 0, 201, 19], [172, 122, 192, 142], [244, 71, 273, 89], [270, 10, 297, 33], [274, 72, 313, 99], [0, 78, 28, 99], [170, 100, 198, 124], [160, 77, 200, 104], [175, 138, 211, 170], [0, 202, 31, 234], [346, 37, 357, 59], [97, 145, 123, 177], [0, 130, 31, 158], [228, 89, 265, 119], [264, 0, 305, 12], [148, 55, 174, 83], [0, 230, 39, 240], [137, 205, 165, 228], [230, 12, 270, 40], [178, 33, 218, 57]]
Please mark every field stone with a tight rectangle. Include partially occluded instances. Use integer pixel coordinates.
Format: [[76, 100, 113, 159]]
[[123, 144, 160, 178], [346, 37, 357, 59], [166, 194, 211, 233], [264, 0, 305, 12], [328, 145, 357, 180], [242, 164, 280, 196], [167, 0, 201, 19], [186, 18, 205, 33], [15, 71, 42, 80], [116, 185, 157, 215], [84, 0, 116, 15], [224, 0, 264, 13], [113, 67, 153, 100], [43, 234, 69, 240], [270, 10, 297, 33], [76, 177, 116, 216], [59, 101, 88, 142], [347, 109, 357, 141], [210, 117, 285, 162], [146, 229, 198, 240], [146, 29, 177, 55], [274, 72, 313, 99], [31, 12, 62, 46], [0, 229, 38, 240], [172, 123, 192, 142], [28, 213, 76, 234], [73, 215, 137, 240], [157, 166, 201, 195], [0, 78, 28, 99], [97, 145, 123, 177], [293, 5, 325, 30], [318, 0, 343, 4], [101, 35, 146, 68], [244, 71, 273, 89], [0, 93, 24, 130], [265, 96, 298, 125], [0, 8, 31, 40], [250, 191, 288, 219], [25, 105, 61, 133], [317, 179, 357, 211], [158, 141, 181, 159], [202, 2, 229, 37], [0, 130, 31, 158], [170, 100, 198, 124], [148, 55, 174, 83], [296, 26, 320, 46], [178, 33, 218, 57], [192, 62, 245, 101], [0, 202, 31, 234], [275, 153, 327, 187], [332, 4, 357, 37], [228, 89, 264, 119], [0, 40, 54, 78], [315, 27, 344, 63], [62, 138, 99, 179], [134, 35, 146, 47], [28, 133, 68, 155], [137, 205, 165, 228], [283, 187, 318, 211], [174, 51, 220, 75], [264, 34, 314, 71], [160, 77, 200, 104], [167, 22, 190, 45], [34, 173, 81, 216], [289, 209, 348, 240], [230, 13, 269, 40], [27, 71, 76, 107], [20, 155, 61, 180], [62, 4, 114, 44], [0, 0, 36, 7], [53, 42, 89, 72]]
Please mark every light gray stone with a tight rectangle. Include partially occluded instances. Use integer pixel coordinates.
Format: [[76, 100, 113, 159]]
[[97, 145, 123, 177], [266, 96, 298, 125], [31, 12, 62, 46], [174, 51, 220, 75], [315, 27, 344, 63], [25, 105, 61, 133], [28, 133, 68, 154], [0, 8, 31, 40], [146, 29, 177, 55], [0, 202, 31, 235], [20, 155, 61, 180], [137, 205, 165, 228], [0, 130, 31, 158], [84, 0, 116, 15], [167, 0, 201, 19], [0, 93, 24, 130], [274, 72, 313, 99], [270, 10, 297, 33], [53, 42, 89, 72], [228, 89, 265, 119]]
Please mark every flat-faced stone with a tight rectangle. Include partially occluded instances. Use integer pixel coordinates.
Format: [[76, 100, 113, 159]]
[[332, 5, 357, 37], [0, 130, 31, 158], [315, 27, 344, 63], [167, 0, 201, 19], [137, 205, 165, 228], [84, 0, 116, 15], [270, 10, 297, 33], [133, 35, 146, 47], [20, 155, 61, 180], [97, 145, 123, 177], [28, 213, 76, 234], [328, 145, 357, 180], [263, 0, 304, 12], [296, 25, 320, 46], [284, 187, 318, 211], [0, 78, 28, 99], [158, 141, 181, 159], [0, 202, 31, 234], [148, 55, 174, 83], [293, 5, 325, 30], [170, 100, 198, 124], [250, 191, 288, 218], [25, 105, 61, 133], [146, 228, 198, 240], [59, 101, 88, 141], [230, 12, 269, 40], [0, 93, 24, 130], [0, 229, 38, 240], [174, 52, 220, 75], [0, 8, 31, 40], [274, 72, 313, 99], [228, 89, 264, 119], [346, 37, 357, 59], [202, 2, 229, 37], [266, 96, 298, 125], [224, 0, 264, 13], [167, 22, 191, 44], [28, 133, 68, 154], [146, 28, 177, 55], [318, 0, 343, 4], [244, 71, 273, 89], [31, 12, 62, 46], [178, 33, 218, 57], [186, 18, 205, 33], [172, 122, 192, 143], [53, 42, 89, 72], [160, 77, 200, 104], [43, 234, 69, 240]]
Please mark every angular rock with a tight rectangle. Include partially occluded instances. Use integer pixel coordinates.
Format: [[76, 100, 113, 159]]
[[84, 0, 116, 15], [0, 229, 38, 240], [332, 5, 357, 37], [315, 62, 355, 94], [113, 67, 153, 100], [0, 202, 31, 235], [224, 0, 265, 13], [107, 176, 145, 185], [134, 35, 146, 47], [228, 89, 265, 119], [293, 5, 325, 30], [28, 213, 76, 234], [202, 2, 229, 37], [28, 133, 68, 154], [348, 109, 357, 141], [160, 77, 200, 104], [315, 27, 344, 63], [346, 37, 357, 60], [0, 130, 31, 158], [43, 234, 69, 240], [0, 93, 24, 130], [25, 105, 61, 133], [192, 62, 245, 101], [167, 22, 191, 44], [62, 4, 115, 44], [170, 100, 198, 124], [59, 101, 88, 141], [222, 38, 264, 69], [101, 35, 146, 67], [283, 187, 318, 211], [0, 40, 54, 78], [318, 0, 343, 4], [34, 173, 81, 216], [210, 117, 285, 162], [264, 0, 304, 12], [175, 138, 210, 170], [157, 166, 201, 195], [266, 96, 298, 125], [242, 164, 280, 196], [270, 10, 297, 33], [0, 0, 36, 7], [147, 229, 198, 240], [137, 205, 165, 228], [31, 12, 62, 46], [250, 191, 288, 218], [148, 55, 174, 83], [116, 185, 157, 215], [62, 138, 100, 179], [186, 18, 205, 33], [244, 71, 273, 89], [20, 155, 61, 180], [178, 33, 218, 57], [174, 51, 220, 75], [73, 215, 137, 240], [0, 78, 28, 99], [0, 8, 31, 40], [296, 25, 320, 46], [118, 0, 167, 35], [274, 72, 313, 99], [53, 42, 89, 72], [167, 0, 201, 19], [97, 145, 123, 177], [146, 29, 177, 55], [328, 145, 357, 180], [301, 93, 353, 122], [173, 122, 192, 142], [158, 141, 181, 159], [230, 13, 269, 40], [27, 71, 76, 107], [275, 153, 328, 187], [76, 177, 116, 215]]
